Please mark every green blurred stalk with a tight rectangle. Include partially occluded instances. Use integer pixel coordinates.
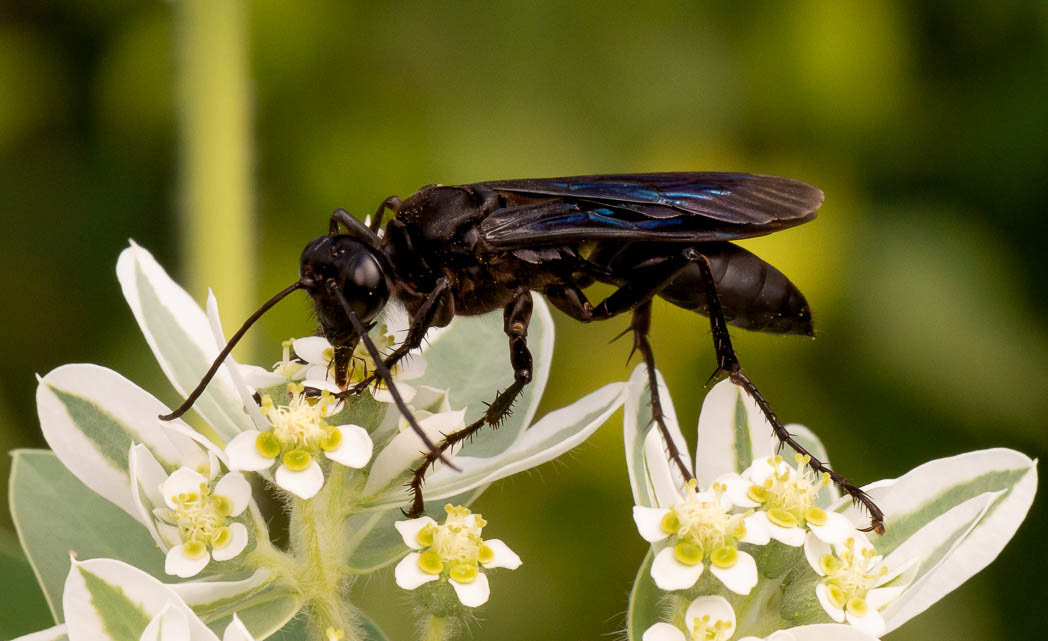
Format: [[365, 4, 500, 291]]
[[176, 0, 255, 358]]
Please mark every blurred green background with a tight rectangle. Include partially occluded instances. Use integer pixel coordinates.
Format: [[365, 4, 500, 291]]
[[1, 1, 1046, 639]]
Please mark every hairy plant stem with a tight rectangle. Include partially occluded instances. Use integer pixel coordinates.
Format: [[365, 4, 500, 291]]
[[424, 615, 448, 641], [290, 465, 358, 640]]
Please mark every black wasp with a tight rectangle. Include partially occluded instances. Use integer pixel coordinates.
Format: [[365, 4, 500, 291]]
[[163, 172, 885, 534]]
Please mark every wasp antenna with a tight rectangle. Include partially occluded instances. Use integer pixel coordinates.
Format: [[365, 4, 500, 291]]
[[160, 280, 305, 422], [326, 281, 460, 472]]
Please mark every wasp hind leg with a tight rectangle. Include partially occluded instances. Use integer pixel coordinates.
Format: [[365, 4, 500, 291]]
[[690, 254, 885, 534], [405, 288, 534, 517], [546, 252, 700, 485]]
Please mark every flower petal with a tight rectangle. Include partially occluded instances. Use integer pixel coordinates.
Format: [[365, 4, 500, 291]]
[[238, 364, 286, 390], [716, 474, 760, 508], [808, 511, 854, 545], [223, 614, 255, 641], [214, 472, 252, 517], [740, 511, 771, 545], [274, 461, 324, 499], [815, 583, 845, 622], [641, 623, 686, 641], [650, 547, 703, 591], [846, 607, 886, 638], [450, 572, 490, 607], [709, 549, 758, 595], [393, 517, 438, 549], [683, 595, 735, 638], [211, 523, 249, 561], [480, 539, 522, 570], [804, 533, 832, 575], [768, 522, 806, 547], [225, 431, 274, 472], [293, 336, 332, 365], [394, 553, 440, 590], [325, 425, 373, 469], [165, 545, 211, 578], [633, 506, 672, 543], [162, 468, 209, 509], [373, 383, 416, 405]]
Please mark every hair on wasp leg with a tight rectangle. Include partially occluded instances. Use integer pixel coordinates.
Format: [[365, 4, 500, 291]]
[[161, 172, 886, 533]]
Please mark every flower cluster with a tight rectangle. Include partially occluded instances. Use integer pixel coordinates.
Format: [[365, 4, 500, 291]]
[[18, 242, 630, 641], [623, 368, 1037, 641]]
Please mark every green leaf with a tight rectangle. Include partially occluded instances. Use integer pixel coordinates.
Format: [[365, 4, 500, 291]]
[[10, 450, 166, 620], [0, 531, 56, 637], [626, 549, 668, 641]]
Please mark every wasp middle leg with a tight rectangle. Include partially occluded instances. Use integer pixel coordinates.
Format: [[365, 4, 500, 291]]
[[405, 288, 534, 517]]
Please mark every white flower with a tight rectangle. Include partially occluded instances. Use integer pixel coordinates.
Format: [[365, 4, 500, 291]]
[[633, 479, 769, 595], [740, 454, 854, 547], [145, 467, 253, 578], [225, 383, 374, 499], [293, 330, 427, 404], [640, 596, 880, 641], [803, 532, 917, 637], [393, 504, 521, 607]]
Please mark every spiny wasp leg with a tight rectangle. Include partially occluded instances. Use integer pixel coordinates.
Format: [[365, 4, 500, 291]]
[[405, 288, 534, 517], [692, 253, 886, 535]]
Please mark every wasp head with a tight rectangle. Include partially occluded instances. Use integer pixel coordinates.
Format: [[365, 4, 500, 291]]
[[300, 235, 390, 348]]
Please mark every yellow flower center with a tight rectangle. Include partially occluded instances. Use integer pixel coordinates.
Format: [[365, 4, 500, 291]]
[[169, 482, 232, 549], [819, 537, 889, 617], [688, 614, 733, 641], [754, 455, 832, 530], [664, 480, 748, 565], [255, 384, 342, 459]]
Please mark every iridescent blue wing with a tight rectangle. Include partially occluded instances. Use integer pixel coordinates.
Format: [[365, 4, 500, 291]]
[[478, 172, 822, 247]]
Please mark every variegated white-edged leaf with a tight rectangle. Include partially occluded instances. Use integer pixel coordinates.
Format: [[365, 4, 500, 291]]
[[204, 292, 269, 431], [359, 381, 626, 510], [9, 625, 68, 641], [36, 365, 202, 520], [624, 365, 689, 508], [695, 380, 778, 486], [411, 297, 555, 458], [832, 448, 1035, 632], [117, 242, 252, 442], [11, 450, 167, 621], [63, 558, 216, 641], [170, 570, 301, 639]]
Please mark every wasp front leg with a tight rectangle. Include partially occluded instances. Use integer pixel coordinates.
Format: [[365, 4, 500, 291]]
[[405, 288, 534, 517]]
